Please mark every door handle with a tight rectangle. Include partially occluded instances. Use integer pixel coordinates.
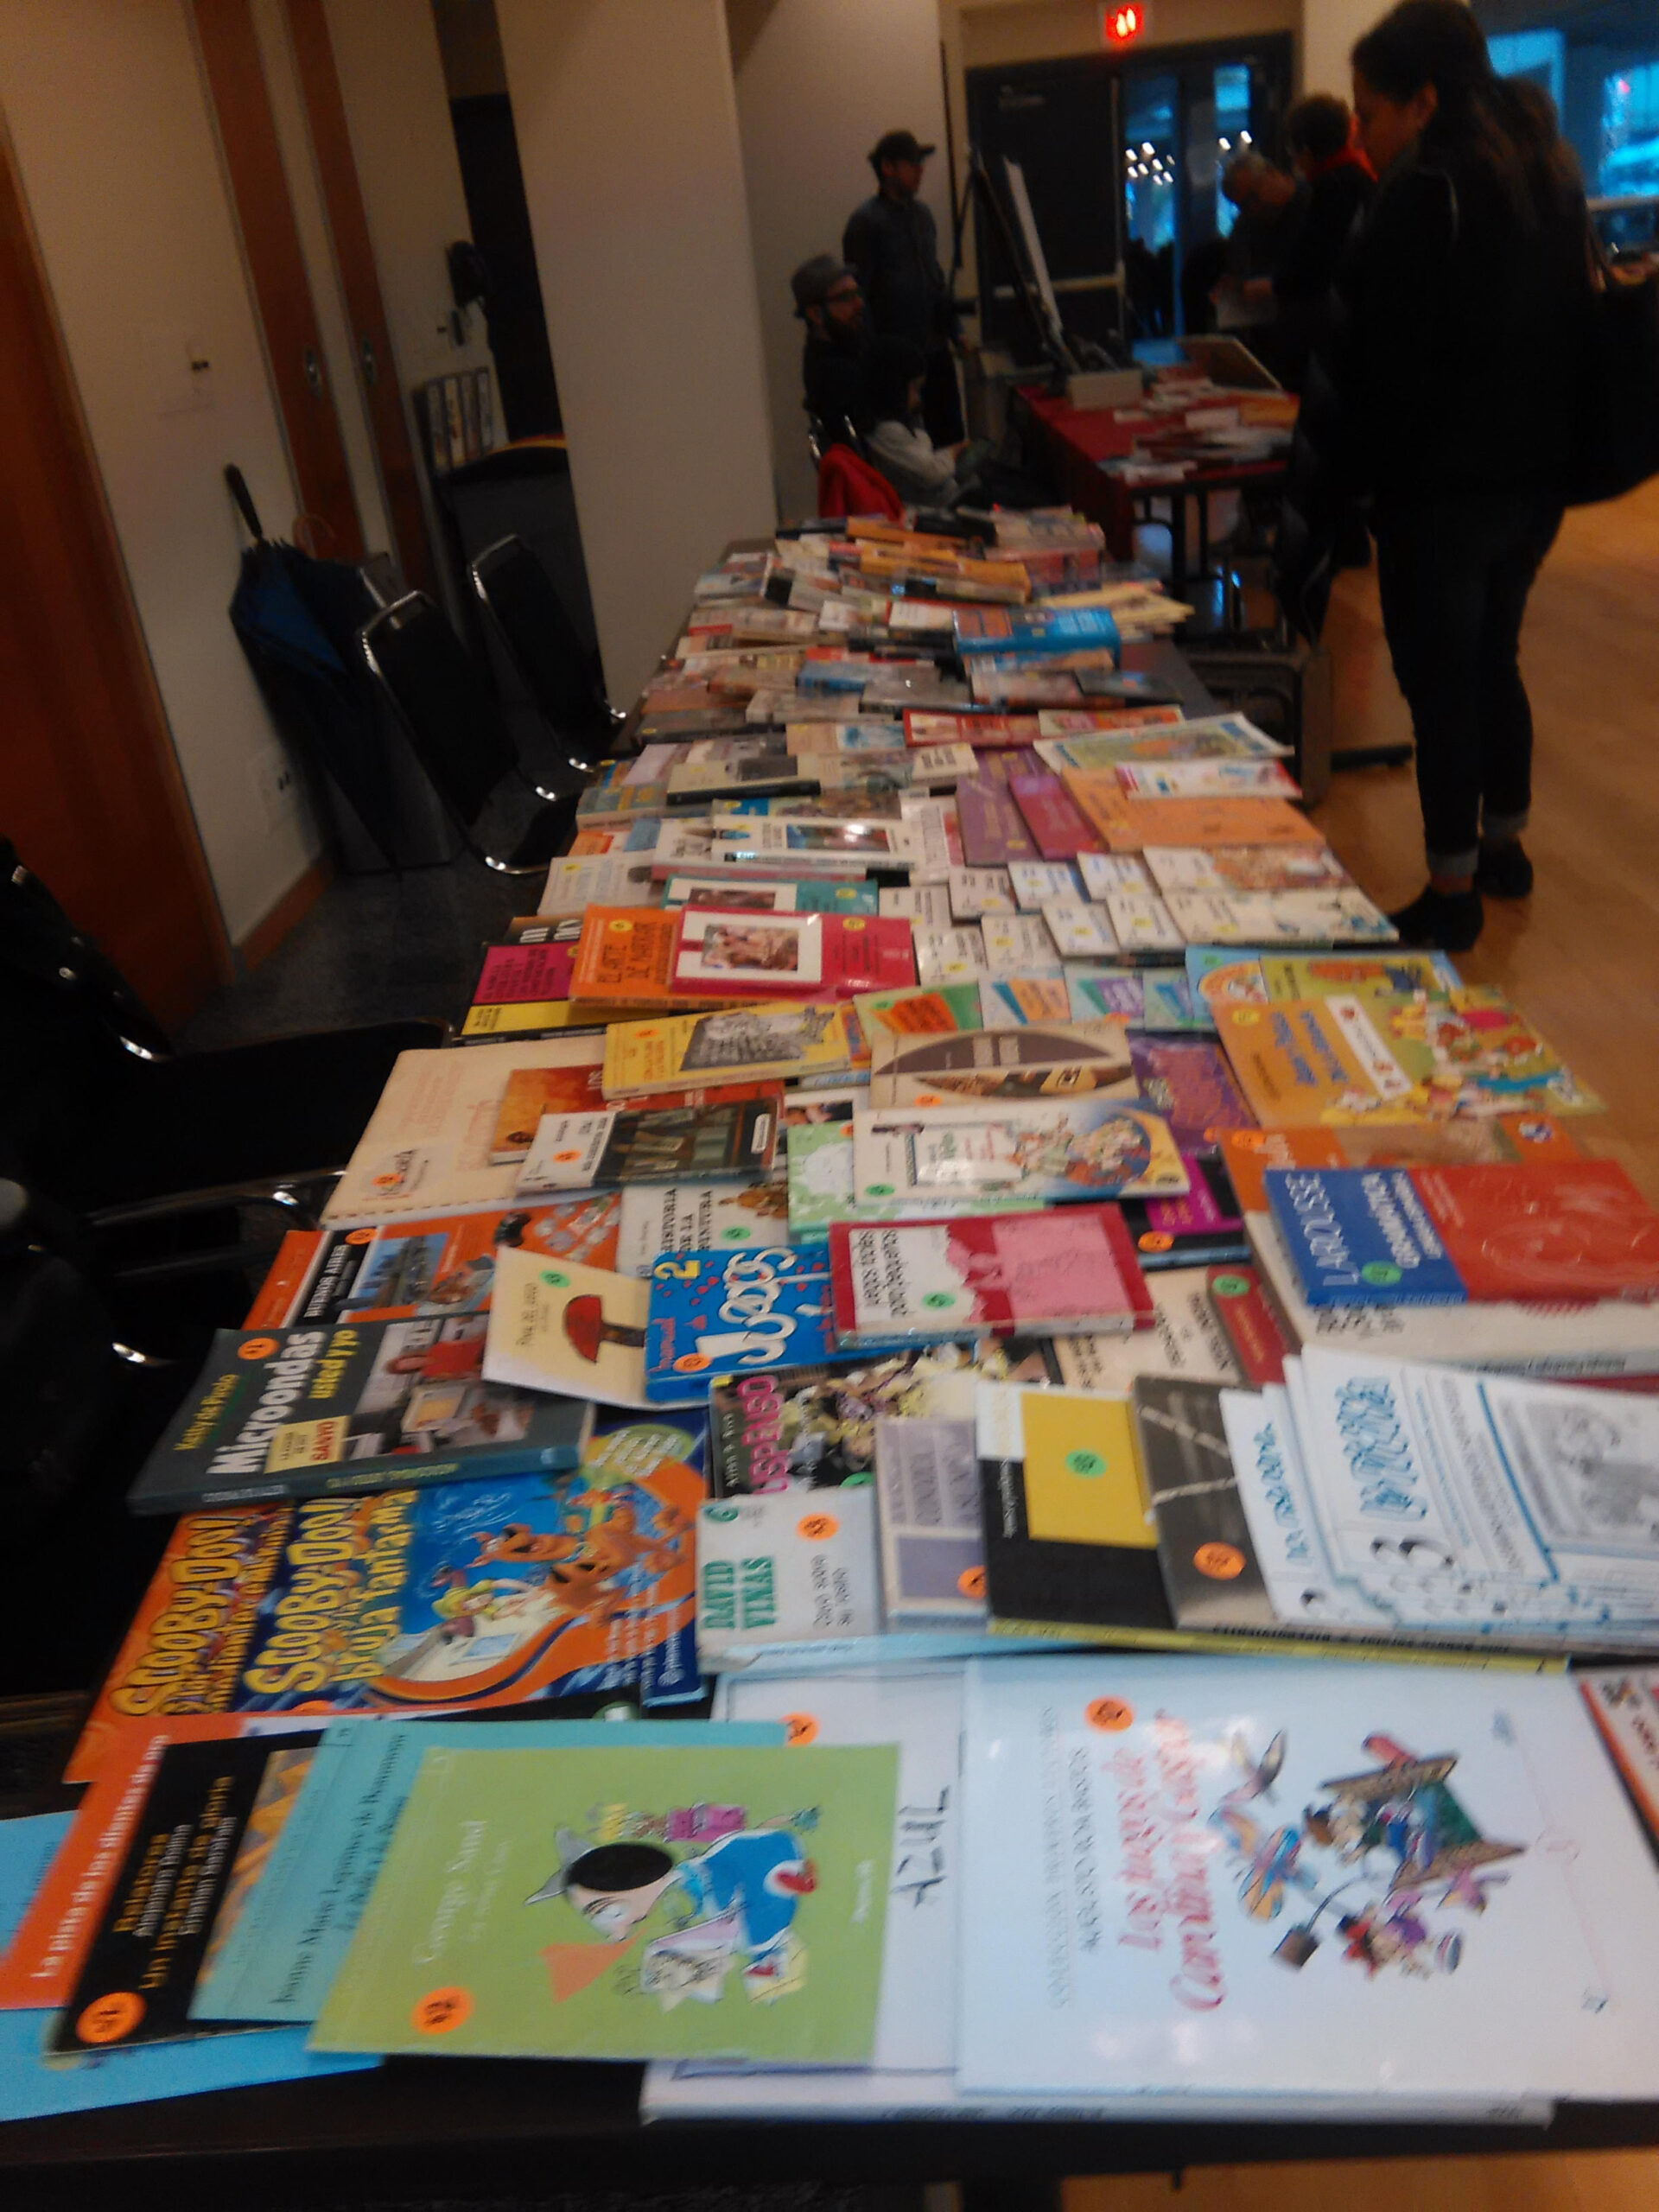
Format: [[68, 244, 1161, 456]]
[[302, 346, 324, 397]]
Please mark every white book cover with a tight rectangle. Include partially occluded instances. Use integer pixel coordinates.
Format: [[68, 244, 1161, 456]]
[[880, 885, 953, 928], [1052, 1269, 1243, 1393], [1042, 899, 1119, 959], [1580, 1670, 1659, 1840], [1143, 846, 1352, 897], [913, 925, 988, 984], [907, 745, 978, 785], [1164, 890, 1397, 947], [958, 1654, 1659, 2101], [1078, 852, 1152, 899], [898, 798, 958, 882], [674, 907, 827, 989], [1116, 759, 1300, 798], [323, 1038, 607, 1224], [1247, 1210, 1659, 1378], [980, 912, 1063, 976], [662, 876, 800, 911], [947, 868, 1015, 920], [1106, 890, 1185, 954], [537, 854, 658, 917], [694, 1489, 881, 1662], [1220, 1386, 1394, 1632], [1008, 861, 1083, 909], [615, 1181, 789, 1276]]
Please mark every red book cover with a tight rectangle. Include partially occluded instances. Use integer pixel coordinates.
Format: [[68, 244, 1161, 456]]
[[828, 1205, 1152, 1344], [954, 773, 1038, 865], [670, 910, 914, 1001], [1007, 766, 1103, 859], [1412, 1160, 1659, 1303], [903, 711, 1041, 750], [1205, 1263, 1290, 1384], [474, 940, 575, 1006]]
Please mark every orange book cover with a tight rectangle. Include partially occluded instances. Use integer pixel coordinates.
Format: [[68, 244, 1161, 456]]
[[1059, 768, 1131, 842], [1103, 796, 1326, 851], [1219, 1116, 1583, 1214], [569, 906, 682, 1004], [490, 1061, 610, 1162]]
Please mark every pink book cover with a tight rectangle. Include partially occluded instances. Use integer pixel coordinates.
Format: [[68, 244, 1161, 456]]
[[904, 712, 1042, 750], [828, 1204, 1153, 1342], [1008, 768, 1103, 860], [955, 773, 1038, 865], [474, 941, 575, 1006]]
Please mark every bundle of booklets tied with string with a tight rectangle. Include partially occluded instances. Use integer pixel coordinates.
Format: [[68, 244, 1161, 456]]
[[15, 510, 1659, 2135]]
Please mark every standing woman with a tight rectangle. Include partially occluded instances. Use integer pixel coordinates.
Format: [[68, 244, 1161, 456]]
[[1298, 3, 1591, 950]]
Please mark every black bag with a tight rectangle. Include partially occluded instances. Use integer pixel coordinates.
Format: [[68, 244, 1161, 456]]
[[1567, 254, 1659, 506]]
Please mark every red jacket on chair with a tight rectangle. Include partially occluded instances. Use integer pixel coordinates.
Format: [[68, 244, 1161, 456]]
[[817, 443, 904, 522]]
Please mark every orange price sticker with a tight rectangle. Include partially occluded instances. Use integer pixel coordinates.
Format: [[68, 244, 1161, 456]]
[[1194, 1542, 1246, 1581], [782, 1712, 819, 1746], [797, 1512, 838, 1541], [346, 1227, 374, 1244], [412, 1986, 473, 2036], [76, 1991, 144, 2045], [238, 1337, 278, 1361], [672, 1352, 712, 1373], [957, 1566, 987, 1600], [1138, 1231, 1174, 1253], [1085, 1696, 1134, 1732]]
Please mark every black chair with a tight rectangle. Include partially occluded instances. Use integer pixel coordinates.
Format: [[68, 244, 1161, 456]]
[[468, 534, 626, 774], [359, 591, 582, 874]]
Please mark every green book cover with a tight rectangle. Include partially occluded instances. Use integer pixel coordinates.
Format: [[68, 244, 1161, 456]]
[[308, 1742, 896, 2061]]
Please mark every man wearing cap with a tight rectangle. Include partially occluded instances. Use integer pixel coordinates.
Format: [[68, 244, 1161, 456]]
[[791, 253, 872, 443], [842, 129, 963, 446]]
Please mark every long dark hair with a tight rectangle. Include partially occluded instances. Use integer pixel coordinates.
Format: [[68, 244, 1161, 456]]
[[1351, 0, 1577, 225]]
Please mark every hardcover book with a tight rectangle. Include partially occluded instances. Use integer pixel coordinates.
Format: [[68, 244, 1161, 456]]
[[829, 1206, 1154, 1344], [126, 1320, 594, 1516]]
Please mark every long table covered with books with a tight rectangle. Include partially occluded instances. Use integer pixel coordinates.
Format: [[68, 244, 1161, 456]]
[[10, 511, 1659, 2209]]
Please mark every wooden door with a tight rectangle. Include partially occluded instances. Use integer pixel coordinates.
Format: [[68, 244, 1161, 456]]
[[0, 137, 231, 1029], [285, 0, 436, 594], [194, 0, 365, 559]]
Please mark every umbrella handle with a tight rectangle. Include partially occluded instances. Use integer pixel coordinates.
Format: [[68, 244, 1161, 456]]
[[225, 465, 264, 541]]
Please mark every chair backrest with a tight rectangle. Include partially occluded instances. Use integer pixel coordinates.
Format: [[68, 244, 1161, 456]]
[[469, 535, 608, 745], [359, 593, 518, 830]]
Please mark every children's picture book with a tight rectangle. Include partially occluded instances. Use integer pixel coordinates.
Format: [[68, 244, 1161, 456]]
[[867, 1020, 1135, 1109], [830, 1207, 1153, 1345], [1145, 844, 1353, 895], [126, 1320, 594, 1516], [851, 1100, 1187, 1208], [1266, 1160, 1659, 1308], [671, 910, 914, 1001], [1164, 890, 1397, 948], [192, 1718, 785, 2028], [308, 1740, 897, 2061], [614, 1179, 791, 1276], [602, 1001, 859, 1097], [1128, 1036, 1256, 1148], [874, 1418, 985, 1620], [483, 1246, 695, 1410], [957, 1656, 1659, 2101], [1217, 1115, 1580, 1215], [70, 1417, 709, 1783], [245, 1201, 623, 1327], [516, 1100, 778, 1198], [323, 1039, 607, 1224], [709, 1336, 1059, 1497], [645, 1247, 859, 1404]]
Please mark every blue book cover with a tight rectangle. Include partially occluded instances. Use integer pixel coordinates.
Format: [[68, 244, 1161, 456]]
[[0, 1815, 374, 2120], [954, 607, 1120, 659], [645, 1246, 847, 1403], [1264, 1166, 1467, 1306], [191, 1717, 785, 2026]]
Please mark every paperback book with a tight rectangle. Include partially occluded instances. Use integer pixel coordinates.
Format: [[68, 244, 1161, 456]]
[[516, 1100, 778, 1198], [483, 1247, 696, 1411], [602, 1001, 860, 1098], [850, 1100, 1188, 1208], [866, 1019, 1135, 1109], [645, 1246, 861, 1404], [671, 909, 914, 1001], [828, 1206, 1154, 1344]]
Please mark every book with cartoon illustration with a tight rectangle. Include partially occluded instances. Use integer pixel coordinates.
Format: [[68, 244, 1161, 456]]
[[645, 1247, 869, 1405], [957, 1656, 1659, 2101], [125, 1321, 594, 1516], [307, 1740, 897, 2060], [850, 1100, 1188, 1210]]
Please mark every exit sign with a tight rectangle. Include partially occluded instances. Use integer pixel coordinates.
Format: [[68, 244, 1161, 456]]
[[1101, 2, 1147, 44]]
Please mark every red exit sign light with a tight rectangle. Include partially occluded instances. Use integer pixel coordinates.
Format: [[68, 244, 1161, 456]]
[[1102, 3, 1146, 44]]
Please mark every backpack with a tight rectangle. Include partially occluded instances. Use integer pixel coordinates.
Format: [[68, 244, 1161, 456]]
[[817, 443, 904, 523]]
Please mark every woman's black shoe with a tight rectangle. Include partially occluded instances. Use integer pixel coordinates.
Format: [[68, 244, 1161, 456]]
[[1388, 885, 1484, 951], [1473, 840, 1534, 898]]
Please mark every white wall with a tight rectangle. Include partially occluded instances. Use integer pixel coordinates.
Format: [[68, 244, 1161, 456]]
[[495, 0, 775, 701], [1300, 0, 1384, 98], [729, 0, 952, 524], [0, 0, 321, 946]]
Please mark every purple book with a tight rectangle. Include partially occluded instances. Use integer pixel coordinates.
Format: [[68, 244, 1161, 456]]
[[955, 772, 1038, 865], [1007, 767, 1101, 860], [1128, 1037, 1255, 1149]]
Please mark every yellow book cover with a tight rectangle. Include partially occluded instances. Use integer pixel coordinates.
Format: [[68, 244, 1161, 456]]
[[461, 1001, 607, 1039], [602, 1000, 856, 1097], [1058, 768, 1130, 843], [1213, 998, 1434, 1127]]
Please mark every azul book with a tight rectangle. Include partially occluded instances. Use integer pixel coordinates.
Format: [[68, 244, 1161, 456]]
[[957, 1656, 1659, 2101], [126, 1321, 594, 1516], [645, 1247, 850, 1405], [602, 1001, 859, 1099], [308, 1740, 898, 2061], [517, 1100, 778, 1198], [1266, 1160, 1659, 1308], [850, 1100, 1187, 1208], [73, 1414, 708, 1782], [829, 1207, 1154, 1345]]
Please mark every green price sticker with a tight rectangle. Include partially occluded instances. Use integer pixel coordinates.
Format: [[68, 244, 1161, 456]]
[[1361, 1262, 1402, 1287], [922, 1291, 957, 1309], [1065, 1449, 1107, 1478], [540, 1269, 569, 1289]]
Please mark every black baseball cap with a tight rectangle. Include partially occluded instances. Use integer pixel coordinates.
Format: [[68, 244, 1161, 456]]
[[869, 129, 936, 169], [791, 254, 858, 315]]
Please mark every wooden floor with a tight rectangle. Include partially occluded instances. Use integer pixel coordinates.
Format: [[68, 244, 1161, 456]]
[[1311, 474, 1659, 1203], [1065, 479, 1659, 2212]]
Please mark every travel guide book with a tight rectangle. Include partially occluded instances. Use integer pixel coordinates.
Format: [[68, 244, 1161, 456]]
[[307, 1741, 897, 2062], [125, 1320, 593, 1516], [1265, 1160, 1659, 1307], [828, 1206, 1154, 1345], [602, 1001, 860, 1099], [516, 1099, 778, 1198], [70, 1415, 709, 1783], [850, 1100, 1188, 1208]]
